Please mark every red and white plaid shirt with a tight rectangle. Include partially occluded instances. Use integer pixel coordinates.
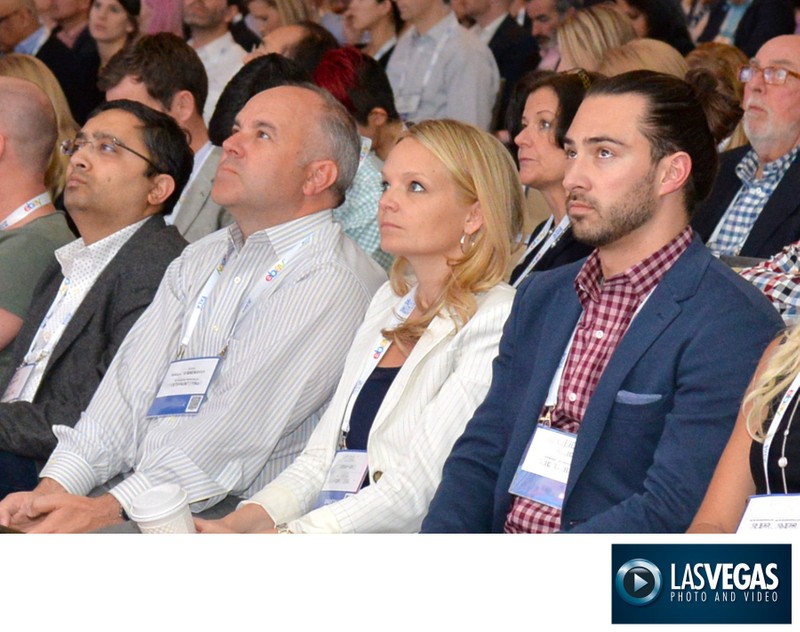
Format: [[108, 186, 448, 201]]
[[505, 227, 693, 533]]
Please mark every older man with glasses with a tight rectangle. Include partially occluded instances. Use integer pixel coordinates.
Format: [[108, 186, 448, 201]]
[[693, 34, 800, 260]]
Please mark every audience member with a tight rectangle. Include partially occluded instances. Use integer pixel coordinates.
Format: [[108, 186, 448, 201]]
[[184, 0, 246, 122], [0, 78, 75, 375], [0, 0, 48, 54], [509, 70, 594, 286], [739, 241, 800, 320], [421, 71, 783, 533], [0, 54, 80, 202], [688, 325, 800, 532], [140, 0, 183, 36], [100, 33, 233, 242], [697, 0, 794, 58], [246, 20, 338, 75], [463, 0, 540, 132], [0, 84, 385, 533], [386, 0, 500, 130], [598, 38, 688, 76], [557, 3, 636, 71], [88, 0, 139, 69], [195, 119, 520, 533], [525, 0, 580, 70], [227, 0, 262, 50], [345, 0, 401, 67], [0, 99, 190, 499], [694, 35, 800, 259], [313, 46, 393, 269], [686, 41, 749, 150], [609, 0, 695, 55], [247, 0, 311, 37]]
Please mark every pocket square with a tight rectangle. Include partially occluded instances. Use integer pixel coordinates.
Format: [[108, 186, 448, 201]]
[[615, 390, 663, 405]]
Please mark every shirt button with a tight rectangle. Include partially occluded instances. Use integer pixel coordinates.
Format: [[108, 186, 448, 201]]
[[373, 471, 383, 482], [234, 276, 241, 284], [595, 330, 604, 339], [568, 392, 577, 402], [213, 325, 220, 332]]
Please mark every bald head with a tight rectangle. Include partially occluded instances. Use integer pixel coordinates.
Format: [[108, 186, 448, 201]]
[[0, 76, 57, 175]]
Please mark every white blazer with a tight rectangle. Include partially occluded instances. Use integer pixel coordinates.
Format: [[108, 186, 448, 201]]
[[245, 281, 515, 533]]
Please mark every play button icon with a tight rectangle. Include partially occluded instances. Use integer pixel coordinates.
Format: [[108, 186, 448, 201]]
[[616, 559, 662, 606]]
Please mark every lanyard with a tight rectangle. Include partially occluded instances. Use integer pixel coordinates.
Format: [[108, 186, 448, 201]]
[[21, 277, 74, 366], [178, 234, 314, 359], [338, 288, 417, 448], [512, 215, 571, 288], [0, 192, 51, 231], [398, 25, 454, 102], [761, 369, 800, 494]]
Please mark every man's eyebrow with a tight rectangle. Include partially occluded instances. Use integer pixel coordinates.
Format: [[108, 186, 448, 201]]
[[253, 119, 278, 137], [563, 135, 628, 147]]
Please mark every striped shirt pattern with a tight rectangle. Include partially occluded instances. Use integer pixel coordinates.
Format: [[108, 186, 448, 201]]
[[706, 147, 800, 256], [505, 227, 693, 533], [41, 211, 386, 514]]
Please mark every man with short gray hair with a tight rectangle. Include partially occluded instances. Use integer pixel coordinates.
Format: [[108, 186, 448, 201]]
[[0, 84, 386, 533]]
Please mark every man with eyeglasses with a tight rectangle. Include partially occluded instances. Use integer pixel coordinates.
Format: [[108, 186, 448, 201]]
[[0, 98, 190, 500], [0, 84, 386, 533], [694, 34, 800, 260]]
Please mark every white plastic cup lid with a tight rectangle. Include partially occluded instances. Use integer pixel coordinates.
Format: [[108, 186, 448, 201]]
[[129, 483, 189, 523]]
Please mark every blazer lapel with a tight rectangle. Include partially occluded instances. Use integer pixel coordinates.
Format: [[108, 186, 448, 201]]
[[743, 153, 800, 254]]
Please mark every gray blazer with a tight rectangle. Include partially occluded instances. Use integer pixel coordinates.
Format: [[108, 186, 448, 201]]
[[0, 215, 187, 461], [173, 145, 233, 242]]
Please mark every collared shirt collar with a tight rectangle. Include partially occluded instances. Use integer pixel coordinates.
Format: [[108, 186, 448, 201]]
[[471, 13, 506, 45], [736, 145, 800, 185], [411, 10, 457, 43], [56, 217, 148, 279], [226, 210, 334, 254], [575, 226, 693, 304]]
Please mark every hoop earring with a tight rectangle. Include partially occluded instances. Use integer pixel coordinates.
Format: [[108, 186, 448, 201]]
[[460, 232, 476, 254]]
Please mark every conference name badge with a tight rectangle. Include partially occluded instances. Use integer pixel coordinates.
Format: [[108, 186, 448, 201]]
[[0, 363, 35, 402], [737, 493, 800, 533], [146, 357, 221, 417], [509, 425, 576, 510], [313, 450, 369, 510]]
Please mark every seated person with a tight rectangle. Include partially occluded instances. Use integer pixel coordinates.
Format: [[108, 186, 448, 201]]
[[196, 119, 522, 533], [688, 326, 800, 532]]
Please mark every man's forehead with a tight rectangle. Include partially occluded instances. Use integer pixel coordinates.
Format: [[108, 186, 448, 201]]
[[756, 36, 800, 69], [567, 93, 647, 142], [239, 86, 319, 124], [82, 109, 143, 140]]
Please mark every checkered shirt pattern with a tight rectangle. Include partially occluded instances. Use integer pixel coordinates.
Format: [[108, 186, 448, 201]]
[[504, 227, 693, 533], [706, 147, 800, 256], [740, 241, 800, 321]]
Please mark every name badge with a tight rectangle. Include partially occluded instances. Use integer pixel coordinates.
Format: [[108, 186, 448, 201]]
[[509, 425, 576, 510], [737, 494, 800, 533], [395, 94, 421, 118], [146, 357, 221, 417], [1, 363, 35, 403], [313, 450, 369, 510]]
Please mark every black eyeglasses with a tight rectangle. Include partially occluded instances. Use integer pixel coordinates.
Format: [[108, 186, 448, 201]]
[[60, 136, 162, 173], [738, 63, 800, 86]]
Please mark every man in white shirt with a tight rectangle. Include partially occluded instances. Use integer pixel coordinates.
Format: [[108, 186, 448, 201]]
[[0, 99, 191, 498], [0, 84, 386, 532], [387, 0, 500, 130], [184, 0, 246, 122], [100, 32, 233, 242]]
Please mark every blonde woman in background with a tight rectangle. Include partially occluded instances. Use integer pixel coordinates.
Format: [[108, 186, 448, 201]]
[[598, 38, 688, 77], [247, 0, 312, 37], [196, 119, 521, 534], [556, 3, 637, 71], [0, 54, 79, 202]]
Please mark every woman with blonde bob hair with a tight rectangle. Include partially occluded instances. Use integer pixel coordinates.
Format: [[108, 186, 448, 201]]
[[0, 55, 79, 202], [557, 3, 637, 71], [689, 328, 800, 533], [598, 38, 688, 77], [197, 119, 520, 534]]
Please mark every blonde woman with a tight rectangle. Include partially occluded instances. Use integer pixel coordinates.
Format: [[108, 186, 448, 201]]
[[556, 3, 637, 71], [0, 55, 79, 201], [689, 329, 800, 532], [196, 119, 521, 533], [247, 0, 312, 37], [598, 38, 688, 77]]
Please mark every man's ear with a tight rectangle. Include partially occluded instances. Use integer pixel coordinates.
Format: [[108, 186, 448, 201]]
[[147, 174, 176, 208], [367, 107, 389, 128], [302, 160, 339, 197], [657, 151, 692, 197], [168, 90, 197, 126]]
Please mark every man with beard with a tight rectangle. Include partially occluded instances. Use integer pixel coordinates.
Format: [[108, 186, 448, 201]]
[[422, 71, 783, 534]]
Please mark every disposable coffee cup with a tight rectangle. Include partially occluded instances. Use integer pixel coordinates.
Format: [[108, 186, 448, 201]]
[[128, 483, 196, 534]]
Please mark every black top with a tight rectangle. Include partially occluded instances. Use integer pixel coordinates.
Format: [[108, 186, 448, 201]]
[[345, 365, 401, 451], [750, 387, 800, 494], [509, 219, 593, 286]]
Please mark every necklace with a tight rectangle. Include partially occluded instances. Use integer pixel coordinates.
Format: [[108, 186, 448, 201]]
[[777, 390, 799, 494]]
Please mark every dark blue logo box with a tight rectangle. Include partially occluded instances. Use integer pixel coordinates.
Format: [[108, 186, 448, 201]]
[[612, 544, 792, 624]]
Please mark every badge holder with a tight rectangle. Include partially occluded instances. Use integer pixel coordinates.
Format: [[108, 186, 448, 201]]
[[146, 356, 222, 417], [313, 450, 370, 510], [509, 425, 576, 510]]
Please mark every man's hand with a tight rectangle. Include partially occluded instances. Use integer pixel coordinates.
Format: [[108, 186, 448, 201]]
[[0, 478, 67, 530], [0, 489, 123, 533]]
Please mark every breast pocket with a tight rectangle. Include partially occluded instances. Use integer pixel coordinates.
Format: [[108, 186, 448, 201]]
[[610, 390, 667, 424]]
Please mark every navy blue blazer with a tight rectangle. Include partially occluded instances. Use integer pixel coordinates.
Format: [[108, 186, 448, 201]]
[[692, 145, 800, 259], [422, 236, 783, 533]]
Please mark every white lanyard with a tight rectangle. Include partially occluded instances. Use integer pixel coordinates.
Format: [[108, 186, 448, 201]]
[[0, 192, 51, 231], [21, 277, 74, 366], [178, 234, 313, 359], [761, 370, 800, 494], [338, 288, 417, 447], [512, 215, 571, 288], [398, 25, 454, 100]]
